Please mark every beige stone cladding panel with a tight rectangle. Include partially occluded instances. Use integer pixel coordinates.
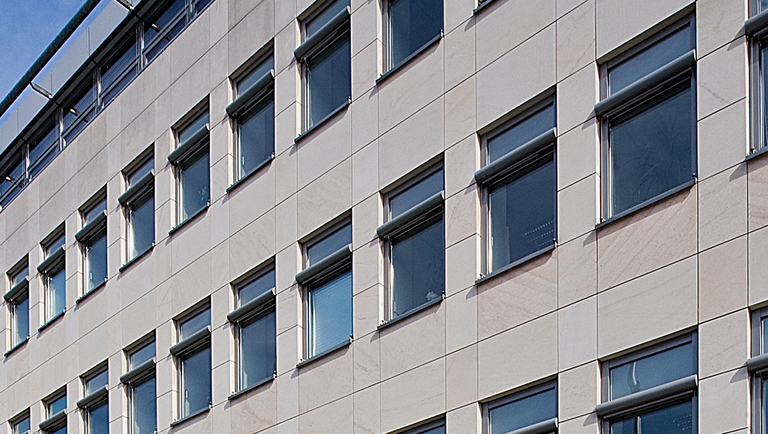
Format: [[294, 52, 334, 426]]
[[379, 301, 445, 380], [558, 296, 597, 370], [120, 290, 158, 349], [352, 240, 382, 296], [353, 332, 380, 392], [477, 249, 557, 341], [277, 326, 300, 376], [169, 57, 211, 128], [380, 358, 446, 433], [558, 414, 600, 434], [277, 284, 300, 336], [749, 152, 768, 232], [352, 41, 379, 102], [698, 99, 748, 181], [297, 109, 352, 189], [446, 403, 481, 434], [557, 63, 597, 137], [559, 361, 599, 421], [698, 235, 747, 322], [698, 162, 747, 251], [353, 285, 380, 339], [228, 209, 276, 280], [446, 344, 477, 411], [351, 91, 378, 155], [697, 38, 748, 121], [477, 312, 558, 399], [699, 309, 749, 379], [597, 186, 697, 291], [229, 379, 278, 434], [350, 0, 378, 57], [445, 184, 479, 248], [446, 273, 478, 353], [476, 25, 556, 130], [558, 173, 598, 243], [597, 256, 697, 358], [227, 0, 274, 73], [298, 394, 353, 434], [557, 0, 596, 81], [170, 253, 214, 314], [444, 19, 475, 92], [277, 369, 298, 423], [558, 118, 599, 191], [698, 368, 750, 434], [749, 225, 768, 306], [445, 135, 478, 200], [170, 211, 213, 275], [697, 0, 746, 57], [558, 231, 597, 308], [444, 76, 476, 149], [353, 383, 380, 434], [227, 160, 276, 234], [298, 345, 353, 413], [171, 409, 213, 433], [276, 193, 298, 252], [297, 159, 352, 239]]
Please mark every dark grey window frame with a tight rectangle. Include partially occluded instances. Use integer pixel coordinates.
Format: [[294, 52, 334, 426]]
[[76, 192, 108, 301], [596, 333, 698, 432], [749, 308, 768, 434], [119, 150, 156, 270], [169, 108, 211, 234], [380, 0, 444, 80], [10, 409, 31, 434], [40, 388, 68, 434], [170, 304, 212, 424], [5, 258, 30, 354], [482, 381, 558, 434], [400, 417, 446, 434], [596, 15, 698, 226], [747, 6, 768, 158], [39, 228, 67, 328], [77, 365, 109, 434], [121, 336, 157, 434]]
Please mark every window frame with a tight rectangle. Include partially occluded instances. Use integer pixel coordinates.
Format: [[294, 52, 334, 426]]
[[597, 15, 697, 223], [121, 335, 157, 434], [5, 257, 30, 352], [10, 410, 31, 434], [76, 192, 108, 299], [78, 364, 110, 434], [382, 0, 444, 74], [119, 149, 156, 269], [750, 308, 768, 434], [169, 107, 211, 232], [400, 418, 446, 434], [41, 388, 68, 434], [170, 304, 212, 423], [482, 381, 558, 434], [39, 227, 67, 326], [748, 0, 768, 156]]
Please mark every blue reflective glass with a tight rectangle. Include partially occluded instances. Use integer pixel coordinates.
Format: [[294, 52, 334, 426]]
[[180, 149, 210, 221], [86, 234, 107, 292], [130, 342, 156, 369], [181, 346, 211, 417], [131, 377, 156, 434], [178, 112, 210, 144], [308, 271, 352, 357], [391, 218, 444, 318], [240, 310, 276, 388], [48, 268, 66, 320], [13, 295, 29, 345], [610, 418, 637, 434], [489, 387, 557, 434], [13, 417, 30, 434], [488, 104, 555, 163], [128, 159, 154, 187], [762, 44, 768, 151], [11, 267, 28, 287], [307, 224, 352, 266], [239, 270, 275, 306], [238, 98, 274, 179], [84, 199, 107, 225], [237, 58, 275, 95], [86, 370, 109, 394], [389, 0, 443, 68], [639, 401, 692, 432], [609, 342, 695, 399], [51, 426, 67, 434], [87, 401, 109, 434], [46, 234, 66, 256], [306, 0, 350, 39], [307, 35, 350, 129], [129, 193, 154, 260], [180, 309, 210, 340], [144, 0, 186, 60], [49, 395, 67, 415], [390, 170, 443, 219]]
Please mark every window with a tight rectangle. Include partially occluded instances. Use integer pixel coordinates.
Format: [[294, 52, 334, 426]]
[[595, 17, 696, 221], [296, 222, 352, 361], [11, 412, 30, 434], [76, 195, 108, 296], [595, 335, 697, 433], [294, 0, 351, 133], [227, 54, 275, 184], [99, 36, 139, 108], [29, 120, 61, 180], [228, 266, 276, 394], [121, 339, 157, 434], [77, 367, 109, 434], [119, 152, 155, 266], [41, 390, 67, 434], [62, 79, 96, 146], [5, 259, 30, 351], [476, 97, 557, 276], [377, 167, 444, 323], [484, 382, 557, 434], [170, 306, 211, 421], [385, 0, 443, 72], [39, 229, 66, 325], [401, 419, 445, 434], [748, 3, 768, 153], [142, 0, 213, 63], [169, 109, 210, 229], [0, 152, 26, 210]]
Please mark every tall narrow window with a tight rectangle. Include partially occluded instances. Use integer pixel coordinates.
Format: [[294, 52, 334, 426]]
[[121, 339, 157, 434], [0, 152, 26, 210], [228, 266, 276, 395], [169, 109, 210, 230], [385, 0, 443, 72], [170, 306, 211, 422], [484, 383, 558, 434], [11, 412, 30, 434], [294, 0, 351, 134], [748, 2, 768, 153], [99, 36, 139, 108], [76, 195, 108, 297], [62, 79, 96, 146], [5, 259, 30, 351], [142, 0, 213, 64], [28, 120, 61, 180], [401, 419, 445, 434], [476, 97, 557, 276], [378, 167, 444, 323], [595, 17, 696, 221], [77, 367, 109, 434], [227, 54, 275, 185], [296, 222, 352, 361], [39, 229, 66, 325], [119, 151, 155, 267], [40, 390, 67, 434]]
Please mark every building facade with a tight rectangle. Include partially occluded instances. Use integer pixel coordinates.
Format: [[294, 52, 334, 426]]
[[0, 0, 762, 432]]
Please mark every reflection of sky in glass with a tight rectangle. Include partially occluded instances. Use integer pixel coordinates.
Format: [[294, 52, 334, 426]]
[[488, 104, 554, 163], [307, 225, 351, 266], [390, 171, 443, 219], [610, 342, 694, 399], [389, 0, 442, 67], [489, 388, 556, 434], [238, 270, 275, 306]]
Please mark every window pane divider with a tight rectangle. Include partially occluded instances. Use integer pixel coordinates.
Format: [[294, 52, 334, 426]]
[[294, 6, 351, 60], [167, 125, 209, 164], [120, 357, 156, 384], [38, 410, 66, 432], [118, 170, 154, 205], [37, 246, 65, 274], [74, 210, 107, 243], [377, 191, 444, 239], [4, 277, 29, 302], [227, 288, 276, 323], [474, 127, 557, 184], [295, 244, 352, 285], [594, 374, 697, 418], [505, 417, 558, 434], [747, 9, 768, 36], [226, 70, 275, 116], [595, 50, 695, 117], [748, 353, 768, 372], [76, 386, 108, 409], [169, 325, 211, 356]]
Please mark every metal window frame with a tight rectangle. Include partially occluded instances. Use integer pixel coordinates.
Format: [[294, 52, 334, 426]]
[[750, 27, 768, 155], [598, 14, 697, 222], [121, 150, 156, 263], [44, 387, 68, 420], [174, 303, 212, 420], [751, 308, 768, 434], [382, 0, 444, 75], [172, 107, 211, 227], [482, 381, 558, 434], [399, 417, 446, 434], [10, 409, 31, 434], [78, 191, 108, 297]]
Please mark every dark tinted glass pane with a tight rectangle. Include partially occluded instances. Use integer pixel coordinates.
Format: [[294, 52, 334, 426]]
[[762, 0, 768, 12], [130, 342, 156, 368], [489, 157, 555, 271], [390, 170, 443, 219], [238, 98, 274, 178], [86, 234, 108, 291], [639, 401, 693, 433], [128, 159, 154, 187], [180, 150, 210, 221], [14, 417, 30, 434], [29, 125, 59, 178], [0, 155, 25, 206], [307, 224, 352, 266], [489, 387, 557, 434], [49, 395, 67, 414], [62, 83, 95, 140], [145, 19, 185, 63], [610, 85, 692, 216], [182, 346, 211, 416], [610, 342, 694, 399], [389, 0, 443, 67], [762, 45, 768, 150], [240, 310, 276, 388], [88, 401, 109, 434], [85, 199, 107, 224], [488, 104, 555, 163], [419, 426, 445, 434], [132, 377, 157, 434], [308, 271, 352, 357], [11, 266, 28, 287], [195, 0, 213, 14], [180, 309, 210, 340], [306, 0, 350, 39], [179, 113, 210, 144], [51, 426, 67, 434], [237, 58, 275, 94], [13, 296, 29, 344], [86, 370, 109, 394], [391, 218, 444, 318], [102, 39, 137, 89], [144, 0, 185, 49], [763, 316, 768, 354], [610, 417, 637, 434], [239, 269, 275, 306], [102, 64, 138, 107], [47, 234, 66, 256], [608, 25, 691, 94], [129, 194, 154, 260], [307, 35, 351, 129], [48, 268, 66, 319], [763, 377, 768, 434]]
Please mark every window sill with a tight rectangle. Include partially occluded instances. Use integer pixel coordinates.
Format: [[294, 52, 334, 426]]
[[119, 244, 155, 273], [294, 100, 350, 144], [76, 280, 107, 304], [169, 203, 210, 236], [376, 33, 442, 86], [378, 294, 444, 331], [596, 178, 696, 230], [170, 405, 211, 428], [226, 155, 275, 194], [296, 338, 352, 369], [228, 373, 275, 401], [473, 0, 498, 15], [38, 310, 65, 332], [476, 242, 557, 285], [747, 146, 768, 162], [4, 337, 28, 357]]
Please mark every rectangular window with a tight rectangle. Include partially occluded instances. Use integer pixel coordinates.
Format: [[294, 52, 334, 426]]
[[401, 419, 445, 434], [121, 339, 157, 434], [228, 266, 276, 394], [120, 152, 155, 265], [78, 367, 109, 434], [77, 195, 108, 295], [62, 79, 96, 146], [6, 260, 30, 349], [11, 413, 30, 434], [0, 152, 26, 210], [39, 229, 66, 324], [142, 0, 212, 64], [295, 0, 351, 133], [28, 120, 61, 180], [170, 306, 211, 421], [385, 0, 443, 71], [229, 54, 275, 184], [596, 17, 696, 221], [477, 97, 557, 276], [748, 3, 768, 153], [378, 167, 444, 323], [297, 222, 352, 361], [99, 36, 139, 108], [41, 390, 67, 434], [596, 335, 697, 433], [168, 109, 210, 229], [484, 382, 557, 434]]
